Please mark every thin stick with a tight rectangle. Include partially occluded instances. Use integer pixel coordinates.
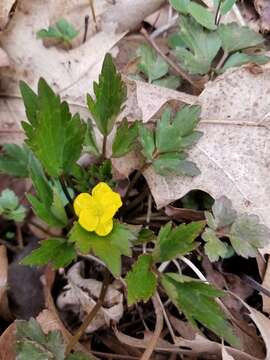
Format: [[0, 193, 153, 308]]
[[156, 292, 177, 344], [140, 294, 164, 360], [16, 224, 24, 249], [140, 27, 201, 91], [215, 51, 229, 71], [89, 0, 98, 32], [65, 271, 110, 355], [83, 15, 90, 43]]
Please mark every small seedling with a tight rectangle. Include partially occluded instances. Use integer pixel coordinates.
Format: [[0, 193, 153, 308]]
[[37, 18, 79, 46]]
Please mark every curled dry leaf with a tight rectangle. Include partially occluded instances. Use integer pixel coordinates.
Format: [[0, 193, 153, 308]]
[[222, 344, 235, 360], [262, 257, 270, 314], [0, 0, 17, 30], [0, 245, 12, 321], [57, 262, 124, 333], [254, 0, 270, 33]]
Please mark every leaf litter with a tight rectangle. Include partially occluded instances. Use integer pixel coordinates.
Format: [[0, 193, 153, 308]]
[[1, 1, 270, 359]]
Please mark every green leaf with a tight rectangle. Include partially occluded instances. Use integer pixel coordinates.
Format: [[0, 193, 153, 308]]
[[126, 254, 157, 305], [0, 189, 27, 222], [37, 18, 79, 43], [21, 78, 86, 177], [161, 273, 238, 347], [0, 189, 19, 210], [188, 2, 217, 30], [19, 81, 38, 125], [229, 214, 270, 258], [21, 238, 77, 269], [55, 18, 79, 41], [221, 52, 270, 72], [69, 222, 136, 277], [16, 318, 65, 360], [168, 33, 186, 49], [170, 0, 190, 14], [137, 44, 169, 82], [217, 23, 264, 53], [138, 123, 155, 161], [214, 0, 236, 15], [135, 228, 156, 245], [202, 228, 228, 262], [27, 156, 66, 227], [153, 221, 205, 262], [0, 144, 31, 178], [175, 16, 221, 75], [84, 120, 100, 156], [153, 75, 181, 90], [87, 53, 127, 136], [208, 196, 237, 230], [112, 119, 139, 157], [51, 188, 68, 226], [153, 153, 200, 177], [155, 106, 202, 153]]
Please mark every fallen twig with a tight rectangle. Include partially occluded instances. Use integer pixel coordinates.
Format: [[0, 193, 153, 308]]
[[140, 27, 202, 91]]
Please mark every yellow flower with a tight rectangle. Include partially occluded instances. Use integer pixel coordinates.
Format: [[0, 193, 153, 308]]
[[74, 182, 122, 236]]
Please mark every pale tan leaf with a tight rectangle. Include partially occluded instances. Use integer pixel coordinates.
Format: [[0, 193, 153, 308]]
[[0, 0, 17, 30], [0, 245, 12, 321], [57, 262, 124, 333], [222, 344, 235, 360], [0, 48, 9, 68], [141, 65, 270, 237], [262, 257, 270, 314]]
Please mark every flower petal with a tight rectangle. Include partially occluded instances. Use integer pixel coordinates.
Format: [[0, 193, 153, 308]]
[[95, 218, 113, 236], [79, 209, 99, 232], [74, 193, 94, 216], [100, 205, 118, 223], [99, 192, 122, 211], [92, 182, 112, 199]]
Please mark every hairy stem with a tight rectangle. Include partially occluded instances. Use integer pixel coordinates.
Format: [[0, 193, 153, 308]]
[[102, 135, 107, 160], [65, 271, 110, 356]]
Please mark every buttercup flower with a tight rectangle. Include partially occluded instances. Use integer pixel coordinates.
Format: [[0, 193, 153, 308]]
[[74, 182, 122, 236]]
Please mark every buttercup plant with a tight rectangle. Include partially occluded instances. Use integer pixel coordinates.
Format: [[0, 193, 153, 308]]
[[1, 53, 269, 357]]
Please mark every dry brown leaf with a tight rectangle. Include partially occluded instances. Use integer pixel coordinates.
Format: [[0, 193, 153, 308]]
[[262, 258, 270, 314], [254, 0, 270, 33], [0, 322, 16, 360], [57, 262, 124, 333], [0, 246, 12, 321], [222, 344, 235, 360], [0, 0, 17, 30], [0, 48, 9, 68], [0, 0, 124, 144], [140, 65, 270, 235], [101, 0, 166, 32]]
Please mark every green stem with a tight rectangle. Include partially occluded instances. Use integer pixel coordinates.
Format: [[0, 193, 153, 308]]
[[59, 175, 75, 218], [102, 135, 107, 160], [65, 270, 110, 356]]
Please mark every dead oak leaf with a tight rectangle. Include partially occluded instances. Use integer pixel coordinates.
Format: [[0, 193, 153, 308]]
[[142, 65, 270, 240]]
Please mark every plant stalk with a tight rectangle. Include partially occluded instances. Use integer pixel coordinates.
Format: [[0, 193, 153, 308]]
[[65, 270, 110, 356], [102, 135, 107, 160]]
